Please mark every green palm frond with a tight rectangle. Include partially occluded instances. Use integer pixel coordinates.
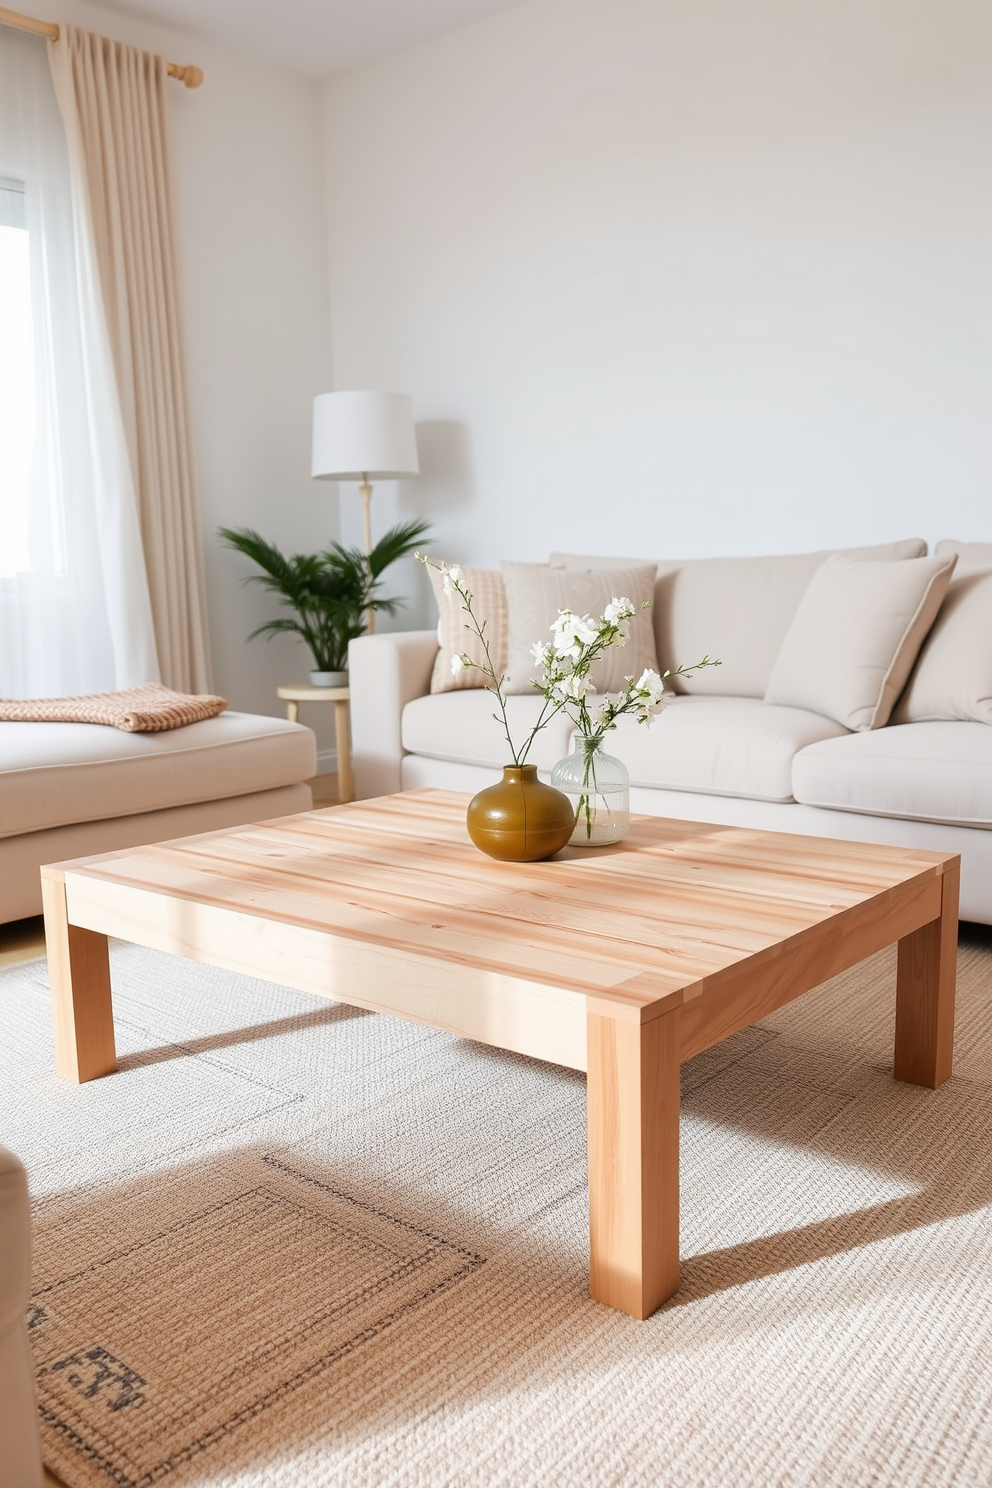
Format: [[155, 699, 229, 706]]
[[218, 519, 432, 673], [366, 518, 433, 579]]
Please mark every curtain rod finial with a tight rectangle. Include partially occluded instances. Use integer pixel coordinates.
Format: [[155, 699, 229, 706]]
[[168, 62, 203, 88]]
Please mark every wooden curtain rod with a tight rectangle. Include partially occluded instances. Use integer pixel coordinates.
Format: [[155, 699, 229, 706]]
[[0, 4, 203, 85]]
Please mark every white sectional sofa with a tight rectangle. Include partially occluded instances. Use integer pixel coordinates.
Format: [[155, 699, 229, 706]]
[[0, 710, 316, 924], [349, 539, 992, 925]]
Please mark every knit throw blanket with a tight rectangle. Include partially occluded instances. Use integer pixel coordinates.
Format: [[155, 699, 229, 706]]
[[0, 683, 228, 732]]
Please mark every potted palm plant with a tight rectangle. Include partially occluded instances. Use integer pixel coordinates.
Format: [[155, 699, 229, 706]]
[[219, 518, 431, 685]]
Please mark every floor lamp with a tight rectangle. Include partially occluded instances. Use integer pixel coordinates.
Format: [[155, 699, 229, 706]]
[[311, 390, 420, 634]]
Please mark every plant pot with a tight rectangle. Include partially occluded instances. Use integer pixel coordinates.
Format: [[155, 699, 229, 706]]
[[308, 669, 348, 688], [466, 764, 575, 862]]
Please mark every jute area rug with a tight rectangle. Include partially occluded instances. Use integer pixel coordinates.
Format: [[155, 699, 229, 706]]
[[4, 927, 992, 1488]]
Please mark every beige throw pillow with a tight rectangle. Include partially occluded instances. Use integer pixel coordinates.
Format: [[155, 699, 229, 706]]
[[764, 553, 957, 730], [427, 563, 508, 694], [892, 568, 992, 724], [500, 563, 658, 695]]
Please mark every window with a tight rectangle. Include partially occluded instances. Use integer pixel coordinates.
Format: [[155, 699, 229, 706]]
[[0, 174, 37, 576], [0, 27, 157, 695]]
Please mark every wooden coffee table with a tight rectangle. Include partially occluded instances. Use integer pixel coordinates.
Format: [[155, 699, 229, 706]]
[[41, 791, 959, 1320]]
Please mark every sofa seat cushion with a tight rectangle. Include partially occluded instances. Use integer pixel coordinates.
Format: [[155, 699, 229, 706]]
[[792, 723, 992, 829], [0, 712, 316, 840], [607, 697, 849, 803], [401, 691, 579, 771]]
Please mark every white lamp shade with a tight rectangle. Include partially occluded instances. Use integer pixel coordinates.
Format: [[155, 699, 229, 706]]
[[311, 390, 420, 481]]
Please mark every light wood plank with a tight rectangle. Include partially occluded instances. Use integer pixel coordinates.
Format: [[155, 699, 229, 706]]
[[61, 873, 588, 1071], [49, 797, 957, 1030], [41, 870, 116, 1083], [588, 1006, 680, 1318], [894, 857, 959, 1088], [65, 854, 665, 999], [171, 820, 851, 928], [145, 833, 814, 971], [60, 821, 952, 1020], [279, 805, 936, 899]]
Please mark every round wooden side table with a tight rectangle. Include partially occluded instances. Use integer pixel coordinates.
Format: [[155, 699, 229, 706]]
[[277, 684, 352, 804]]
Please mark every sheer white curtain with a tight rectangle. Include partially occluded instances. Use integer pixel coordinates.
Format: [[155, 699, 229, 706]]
[[0, 25, 158, 698], [49, 26, 214, 695]]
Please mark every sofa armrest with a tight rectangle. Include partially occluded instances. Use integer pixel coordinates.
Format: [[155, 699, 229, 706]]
[[348, 630, 438, 798]]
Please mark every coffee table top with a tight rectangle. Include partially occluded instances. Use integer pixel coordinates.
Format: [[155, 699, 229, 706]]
[[48, 789, 955, 1024]]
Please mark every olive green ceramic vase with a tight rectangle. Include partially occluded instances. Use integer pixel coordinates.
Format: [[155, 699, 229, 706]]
[[466, 764, 575, 862]]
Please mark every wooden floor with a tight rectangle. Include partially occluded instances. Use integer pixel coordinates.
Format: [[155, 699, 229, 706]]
[[308, 771, 341, 810], [0, 912, 46, 967]]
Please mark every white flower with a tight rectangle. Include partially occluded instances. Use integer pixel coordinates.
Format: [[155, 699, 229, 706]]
[[603, 596, 634, 624], [531, 640, 552, 667], [552, 670, 594, 702], [439, 562, 462, 597], [550, 609, 599, 660], [564, 673, 594, 701], [636, 668, 666, 702], [450, 654, 465, 676]]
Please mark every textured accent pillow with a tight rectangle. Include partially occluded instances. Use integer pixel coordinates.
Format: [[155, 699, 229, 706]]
[[892, 569, 992, 724], [426, 562, 508, 694], [500, 563, 658, 695], [764, 553, 957, 730]]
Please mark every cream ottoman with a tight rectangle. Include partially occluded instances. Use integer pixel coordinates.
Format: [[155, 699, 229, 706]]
[[1, 712, 317, 924]]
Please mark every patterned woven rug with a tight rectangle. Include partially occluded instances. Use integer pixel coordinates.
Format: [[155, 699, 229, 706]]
[[4, 927, 992, 1487]]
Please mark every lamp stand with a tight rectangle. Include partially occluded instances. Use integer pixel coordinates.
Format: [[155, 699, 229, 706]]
[[359, 477, 375, 634]]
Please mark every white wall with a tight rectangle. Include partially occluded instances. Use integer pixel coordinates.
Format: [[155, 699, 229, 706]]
[[323, 0, 992, 625], [55, 1, 338, 756]]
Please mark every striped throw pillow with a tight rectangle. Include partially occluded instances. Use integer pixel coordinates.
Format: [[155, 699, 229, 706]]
[[427, 563, 509, 693]]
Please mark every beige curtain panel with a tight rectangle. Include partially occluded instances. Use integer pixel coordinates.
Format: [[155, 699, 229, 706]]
[[48, 25, 213, 694]]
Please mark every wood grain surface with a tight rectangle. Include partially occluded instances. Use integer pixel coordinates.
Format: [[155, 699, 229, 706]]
[[46, 790, 954, 1007]]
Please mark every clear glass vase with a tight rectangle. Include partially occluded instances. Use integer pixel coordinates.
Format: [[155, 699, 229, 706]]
[[551, 736, 630, 847]]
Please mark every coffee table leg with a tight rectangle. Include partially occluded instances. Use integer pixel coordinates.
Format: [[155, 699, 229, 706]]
[[42, 875, 117, 1083], [894, 860, 959, 1089], [587, 1006, 680, 1319]]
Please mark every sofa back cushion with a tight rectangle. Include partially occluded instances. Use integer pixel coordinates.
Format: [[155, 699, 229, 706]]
[[500, 562, 658, 694], [935, 539, 992, 573], [892, 568, 992, 724], [764, 553, 957, 730], [550, 540, 926, 697]]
